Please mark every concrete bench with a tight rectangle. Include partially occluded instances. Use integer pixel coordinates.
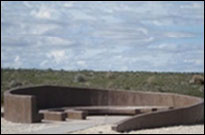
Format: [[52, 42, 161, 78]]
[[39, 109, 67, 121], [72, 106, 172, 116], [66, 110, 87, 120], [39, 106, 173, 121], [74, 107, 140, 115]]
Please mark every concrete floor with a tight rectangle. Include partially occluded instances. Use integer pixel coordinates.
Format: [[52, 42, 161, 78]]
[[23, 116, 131, 134], [1, 106, 129, 134], [2, 107, 131, 134]]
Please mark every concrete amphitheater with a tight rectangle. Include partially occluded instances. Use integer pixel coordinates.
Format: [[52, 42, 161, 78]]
[[3, 85, 204, 132]]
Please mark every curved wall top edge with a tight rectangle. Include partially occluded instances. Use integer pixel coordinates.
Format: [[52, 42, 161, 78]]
[[6, 85, 203, 100], [5, 85, 203, 108]]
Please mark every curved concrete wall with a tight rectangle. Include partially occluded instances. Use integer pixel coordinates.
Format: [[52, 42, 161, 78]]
[[4, 85, 204, 131], [112, 101, 204, 132]]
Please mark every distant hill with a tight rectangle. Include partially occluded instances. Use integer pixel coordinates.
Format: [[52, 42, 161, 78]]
[[1, 68, 204, 104]]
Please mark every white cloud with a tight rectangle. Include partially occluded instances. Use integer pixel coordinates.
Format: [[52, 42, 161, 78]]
[[1, 1, 204, 72], [69, 10, 96, 21], [23, 1, 33, 8], [21, 23, 59, 35], [43, 37, 72, 46], [164, 32, 195, 38], [40, 60, 48, 67], [133, 1, 169, 16], [77, 60, 86, 66], [31, 5, 52, 19], [137, 28, 148, 35], [13, 56, 22, 68], [47, 50, 67, 64], [14, 56, 20, 62], [184, 59, 203, 65], [148, 43, 178, 51], [101, 15, 123, 23], [145, 37, 155, 42], [64, 2, 75, 8], [180, 2, 203, 9], [94, 26, 149, 40], [83, 49, 106, 58], [142, 19, 174, 26]]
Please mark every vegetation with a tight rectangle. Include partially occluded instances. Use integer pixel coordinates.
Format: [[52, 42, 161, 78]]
[[1, 68, 204, 104]]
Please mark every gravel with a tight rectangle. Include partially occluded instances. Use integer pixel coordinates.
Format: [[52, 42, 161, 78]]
[[1, 118, 59, 134], [71, 124, 204, 134]]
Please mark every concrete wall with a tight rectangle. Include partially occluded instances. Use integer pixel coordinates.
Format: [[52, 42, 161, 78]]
[[9, 86, 109, 109], [4, 93, 40, 123], [112, 101, 204, 132], [4, 85, 204, 131]]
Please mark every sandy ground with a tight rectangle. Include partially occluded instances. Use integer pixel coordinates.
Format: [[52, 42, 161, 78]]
[[2, 117, 204, 134], [1, 115, 130, 134], [1, 107, 204, 134], [1, 118, 60, 134], [71, 124, 204, 134]]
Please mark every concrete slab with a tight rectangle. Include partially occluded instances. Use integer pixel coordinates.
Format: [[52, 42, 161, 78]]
[[22, 116, 131, 134]]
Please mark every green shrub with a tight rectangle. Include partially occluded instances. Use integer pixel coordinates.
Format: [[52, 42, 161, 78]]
[[74, 74, 86, 83]]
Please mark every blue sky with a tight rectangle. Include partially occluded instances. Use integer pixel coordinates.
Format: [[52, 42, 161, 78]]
[[1, 1, 204, 72]]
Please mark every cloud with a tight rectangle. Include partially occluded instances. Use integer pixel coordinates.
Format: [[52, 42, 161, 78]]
[[40, 60, 48, 67], [93, 26, 150, 41], [164, 32, 195, 38], [148, 43, 178, 50], [14, 56, 21, 67], [1, 1, 204, 72], [184, 59, 203, 65], [141, 19, 174, 26], [63, 2, 75, 8], [77, 60, 86, 66], [31, 5, 52, 19], [38, 36, 73, 47], [68, 9, 96, 21], [47, 50, 67, 64], [14, 56, 20, 62], [180, 2, 204, 9]]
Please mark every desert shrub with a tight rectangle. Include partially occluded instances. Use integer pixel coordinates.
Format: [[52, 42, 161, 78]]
[[106, 72, 115, 79], [199, 86, 204, 93], [74, 74, 86, 83], [124, 86, 131, 90], [9, 80, 23, 88], [146, 76, 156, 85], [189, 75, 204, 85]]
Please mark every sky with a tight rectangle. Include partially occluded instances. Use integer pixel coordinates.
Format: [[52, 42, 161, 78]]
[[1, 1, 204, 72]]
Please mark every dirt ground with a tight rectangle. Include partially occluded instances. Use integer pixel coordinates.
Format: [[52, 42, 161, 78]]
[[71, 124, 204, 134]]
